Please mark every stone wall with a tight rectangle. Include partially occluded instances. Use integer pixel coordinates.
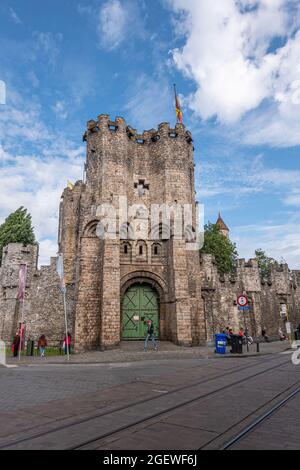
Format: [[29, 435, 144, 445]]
[[0, 243, 72, 346], [200, 254, 300, 341]]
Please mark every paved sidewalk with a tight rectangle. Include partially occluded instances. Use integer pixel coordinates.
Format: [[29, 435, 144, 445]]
[[5, 340, 290, 366]]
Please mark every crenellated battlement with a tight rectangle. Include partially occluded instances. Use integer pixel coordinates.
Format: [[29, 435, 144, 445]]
[[61, 180, 84, 198], [83, 114, 193, 146]]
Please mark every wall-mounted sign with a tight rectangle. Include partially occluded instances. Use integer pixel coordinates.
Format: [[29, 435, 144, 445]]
[[286, 322, 292, 335], [237, 295, 248, 307]]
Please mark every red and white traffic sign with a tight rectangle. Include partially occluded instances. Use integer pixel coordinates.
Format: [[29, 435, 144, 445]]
[[237, 295, 249, 307]]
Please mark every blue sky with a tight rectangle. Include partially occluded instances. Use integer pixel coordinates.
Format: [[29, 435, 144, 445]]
[[0, 0, 300, 267]]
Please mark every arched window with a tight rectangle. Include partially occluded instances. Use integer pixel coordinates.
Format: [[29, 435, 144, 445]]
[[136, 240, 148, 262], [83, 220, 100, 238], [152, 243, 162, 257], [121, 242, 132, 262]]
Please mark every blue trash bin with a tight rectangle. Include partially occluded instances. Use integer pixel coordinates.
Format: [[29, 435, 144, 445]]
[[215, 334, 227, 355]]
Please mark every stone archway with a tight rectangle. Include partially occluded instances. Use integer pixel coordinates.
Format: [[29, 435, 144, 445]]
[[120, 272, 168, 341], [122, 283, 159, 340]]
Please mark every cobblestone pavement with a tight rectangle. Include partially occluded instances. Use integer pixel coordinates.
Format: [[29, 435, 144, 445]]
[[0, 341, 297, 450]]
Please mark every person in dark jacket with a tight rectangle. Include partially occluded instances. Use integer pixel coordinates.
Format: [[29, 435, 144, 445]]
[[224, 327, 233, 345], [262, 328, 270, 343], [38, 335, 47, 358], [144, 320, 158, 351], [12, 334, 20, 357]]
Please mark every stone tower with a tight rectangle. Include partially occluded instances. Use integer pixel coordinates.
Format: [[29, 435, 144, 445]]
[[58, 115, 206, 352]]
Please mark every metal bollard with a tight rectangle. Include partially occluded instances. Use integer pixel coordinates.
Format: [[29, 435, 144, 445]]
[[256, 342, 260, 353]]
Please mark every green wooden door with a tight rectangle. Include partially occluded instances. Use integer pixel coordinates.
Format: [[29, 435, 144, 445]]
[[122, 284, 159, 339]]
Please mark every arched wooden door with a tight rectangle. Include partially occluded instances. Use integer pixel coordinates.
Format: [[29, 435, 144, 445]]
[[122, 284, 159, 339]]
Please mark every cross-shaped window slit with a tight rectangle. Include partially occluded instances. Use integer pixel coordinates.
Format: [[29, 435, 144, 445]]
[[134, 179, 150, 197]]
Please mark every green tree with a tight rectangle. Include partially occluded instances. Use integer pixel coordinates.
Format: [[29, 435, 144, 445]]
[[255, 249, 277, 278], [0, 207, 36, 262], [201, 222, 238, 274]]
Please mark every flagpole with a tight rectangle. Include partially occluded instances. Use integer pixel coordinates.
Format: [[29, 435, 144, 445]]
[[61, 253, 70, 361], [18, 264, 27, 361], [173, 83, 178, 124], [63, 290, 70, 362]]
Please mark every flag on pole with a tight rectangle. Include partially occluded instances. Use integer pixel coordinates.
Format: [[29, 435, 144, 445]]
[[56, 255, 66, 294], [174, 84, 183, 127], [18, 264, 27, 302]]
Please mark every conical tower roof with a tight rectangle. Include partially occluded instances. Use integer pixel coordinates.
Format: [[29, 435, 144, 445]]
[[216, 212, 229, 232]]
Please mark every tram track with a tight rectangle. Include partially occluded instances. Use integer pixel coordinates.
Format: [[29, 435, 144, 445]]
[[220, 384, 300, 450], [71, 356, 293, 450], [0, 354, 292, 450]]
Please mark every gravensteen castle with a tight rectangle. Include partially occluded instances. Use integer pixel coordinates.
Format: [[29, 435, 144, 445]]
[[1, 115, 299, 350]]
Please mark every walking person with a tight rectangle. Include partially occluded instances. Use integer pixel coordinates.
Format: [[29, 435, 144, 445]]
[[224, 327, 232, 345], [63, 332, 71, 355], [278, 327, 287, 341], [12, 333, 20, 358], [238, 327, 245, 338], [144, 320, 158, 351], [244, 328, 254, 345], [38, 335, 47, 358], [262, 328, 270, 343]]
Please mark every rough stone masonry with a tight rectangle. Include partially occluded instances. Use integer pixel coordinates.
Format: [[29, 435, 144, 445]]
[[0, 115, 299, 350]]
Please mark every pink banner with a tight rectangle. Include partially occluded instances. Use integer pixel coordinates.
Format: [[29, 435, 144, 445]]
[[18, 322, 26, 350], [18, 264, 27, 302]]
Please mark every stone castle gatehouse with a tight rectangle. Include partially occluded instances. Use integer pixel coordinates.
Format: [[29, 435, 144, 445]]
[[59, 115, 205, 351], [0, 115, 300, 350]]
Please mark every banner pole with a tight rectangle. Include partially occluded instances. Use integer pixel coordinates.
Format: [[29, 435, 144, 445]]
[[18, 264, 27, 361], [61, 254, 70, 361], [63, 292, 69, 361]]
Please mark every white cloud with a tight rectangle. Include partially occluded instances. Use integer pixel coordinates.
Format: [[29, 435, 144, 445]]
[[0, 80, 6, 105], [39, 239, 59, 267], [195, 151, 300, 267], [52, 101, 68, 120], [0, 145, 84, 247], [98, 0, 128, 50], [77, 4, 94, 16], [33, 32, 63, 67], [196, 152, 300, 202], [169, 0, 300, 146], [124, 74, 174, 130], [97, 0, 147, 51], [283, 191, 300, 207], [0, 88, 85, 266], [233, 218, 300, 268], [9, 8, 22, 25]]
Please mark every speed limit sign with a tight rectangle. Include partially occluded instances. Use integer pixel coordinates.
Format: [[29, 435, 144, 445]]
[[237, 295, 249, 307]]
